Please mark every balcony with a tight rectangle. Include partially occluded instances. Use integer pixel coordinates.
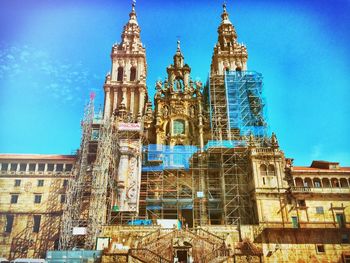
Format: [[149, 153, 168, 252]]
[[255, 221, 350, 230], [291, 186, 350, 194]]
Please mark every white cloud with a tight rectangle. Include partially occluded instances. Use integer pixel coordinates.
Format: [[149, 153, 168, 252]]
[[0, 44, 98, 105]]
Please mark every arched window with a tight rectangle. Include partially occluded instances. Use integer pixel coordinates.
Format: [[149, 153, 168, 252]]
[[294, 177, 303, 187], [173, 119, 185, 135], [304, 178, 312, 187], [130, 67, 136, 81], [267, 164, 275, 176], [331, 178, 339, 188], [322, 178, 331, 188], [117, 67, 123, 81], [259, 164, 267, 176], [313, 178, 321, 188], [340, 178, 348, 188]]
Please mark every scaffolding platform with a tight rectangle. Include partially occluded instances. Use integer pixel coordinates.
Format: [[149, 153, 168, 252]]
[[209, 70, 268, 141], [142, 144, 199, 171]]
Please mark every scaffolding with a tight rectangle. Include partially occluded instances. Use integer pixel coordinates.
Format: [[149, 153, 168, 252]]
[[59, 96, 95, 249], [85, 117, 118, 248], [138, 142, 254, 227], [209, 70, 267, 141]]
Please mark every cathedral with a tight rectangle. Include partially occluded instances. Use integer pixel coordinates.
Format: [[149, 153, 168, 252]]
[[0, 3, 350, 263]]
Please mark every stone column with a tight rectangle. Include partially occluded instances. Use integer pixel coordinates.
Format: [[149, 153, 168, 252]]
[[130, 87, 135, 117], [122, 87, 127, 109], [113, 89, 118, 113], [104, 88, 111, 119], [138, 87, 145, 116], [117, 154, 129, 211]]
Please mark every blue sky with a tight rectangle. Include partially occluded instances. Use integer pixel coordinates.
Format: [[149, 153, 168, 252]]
[[0, 0, 349, 166]]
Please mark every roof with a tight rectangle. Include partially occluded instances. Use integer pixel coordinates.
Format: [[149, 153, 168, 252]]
[[291, 160, 350, 173], [0, 154, 76, 161], [292, 166, 350, 172]]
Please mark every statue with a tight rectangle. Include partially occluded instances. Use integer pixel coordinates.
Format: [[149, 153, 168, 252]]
[[155, 81, 163, 98], [190, 105, 195, 117], [163, 105, 169, 117], [271, 132, 278, 147]]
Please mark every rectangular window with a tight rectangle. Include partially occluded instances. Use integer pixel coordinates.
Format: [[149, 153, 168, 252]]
[[65, 164, 73, 172], [10, 163, 18, 171], [297, 200, 306, 207], [336, 213, 346, 228], [33, 215, 41, 233], [14, 179, 21, 187], [34, 195, 42, 204], [47, 164, 54, 171], [5, 215, 14, 233], [173, 120, 185, 135], [63, 179, 69, 187], [56, 164, 63, 172], [19, 163, 26, 171], [1, 163, 8, 171], [38, 163, 45, 171], [91, 129, 100, 141], [342, 234, 349, 244], [291, 216, 299, 228], [37, 180, 44, 187], [29, 163, 36, 171], [316, 207, 324, 214], [10, 194, 19, 204], [60, 194, 66, 203], [316, 244, 325, 253]]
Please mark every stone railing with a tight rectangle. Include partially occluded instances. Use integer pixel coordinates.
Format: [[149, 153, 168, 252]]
[[255, 221, 350, 230], [291, 186, 350, 194], [129, 248, 172, 263], [203, 246, 231, 263], [0, 170, 72, 177]]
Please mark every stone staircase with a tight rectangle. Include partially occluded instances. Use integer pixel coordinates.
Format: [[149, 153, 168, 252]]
[[129, 248, 172, 263], [129, 228, 231, 263]]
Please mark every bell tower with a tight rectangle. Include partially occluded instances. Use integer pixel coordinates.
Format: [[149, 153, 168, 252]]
[[211, 3, 248, 76], [208, 4, 251, 141], [103, 1, 147, 121], [103, 2, 147, 213]]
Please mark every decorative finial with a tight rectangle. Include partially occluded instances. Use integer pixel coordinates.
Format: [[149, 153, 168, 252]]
[[177, 40, 181, 51], [223, 1, 227, 12], [132, 0, 136, 9]]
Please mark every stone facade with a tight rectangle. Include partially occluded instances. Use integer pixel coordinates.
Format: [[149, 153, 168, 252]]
[[0, 154, 75, 259], [0, 3, 349, 263]]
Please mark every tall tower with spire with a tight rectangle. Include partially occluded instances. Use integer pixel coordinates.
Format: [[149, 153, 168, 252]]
[[103, 1, 147, 121], [103, 2, 147, 214], [211, 3, 248, 76], [208, 3, 266, 141]]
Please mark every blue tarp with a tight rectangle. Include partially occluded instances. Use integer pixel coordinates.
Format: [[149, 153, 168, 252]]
[[142, 144, 198, 171], [46, 250, 102, 263]]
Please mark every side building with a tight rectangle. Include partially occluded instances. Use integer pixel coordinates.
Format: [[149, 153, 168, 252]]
[[0, 154, 75, 259]]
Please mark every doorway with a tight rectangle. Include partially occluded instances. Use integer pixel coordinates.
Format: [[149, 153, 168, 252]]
[[182, 209, 193, 228], [177, 250, 188, 263]]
